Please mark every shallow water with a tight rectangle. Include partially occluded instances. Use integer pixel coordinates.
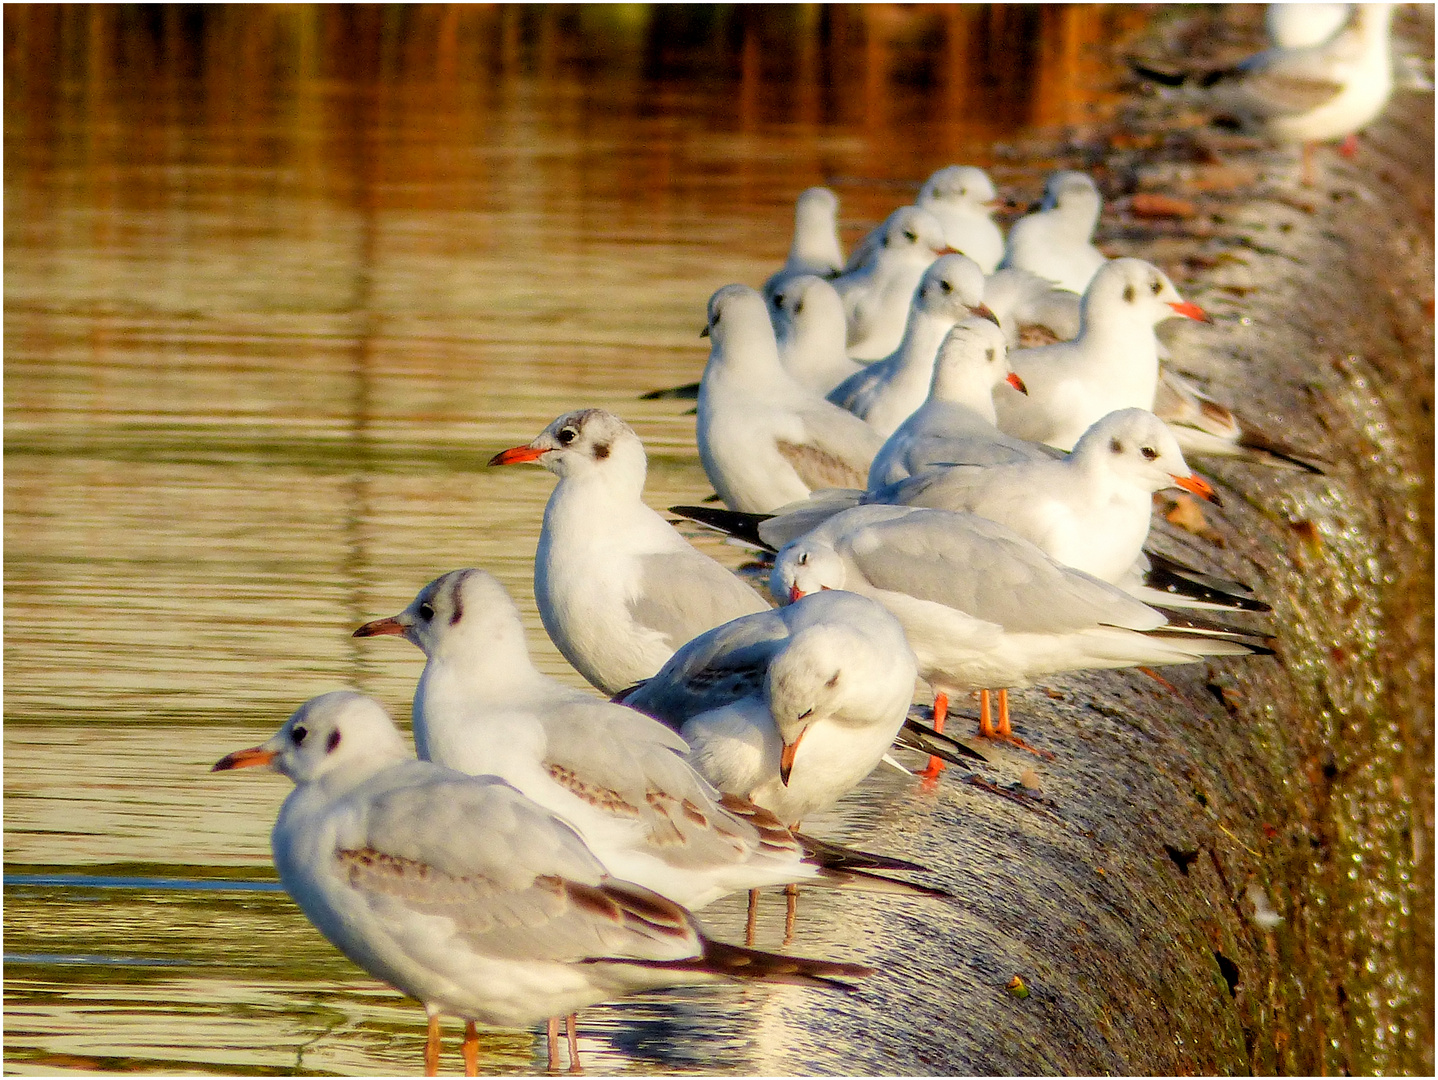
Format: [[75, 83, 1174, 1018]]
[[4, 5, 1140, 1073]]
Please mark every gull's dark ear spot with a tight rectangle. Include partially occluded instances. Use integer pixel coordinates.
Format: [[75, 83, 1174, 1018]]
[[825, 672, 840, 689], [593, 441, 611, 461], [1123, 284, 1135, 303], [326, 728, 341, 753], [1110, 437, 1124, 454]]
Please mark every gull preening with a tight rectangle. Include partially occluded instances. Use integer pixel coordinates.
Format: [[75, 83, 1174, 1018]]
[[621, 589, 923, 827], [214, 691, 873, 1076], [490, 408, 769, 694]]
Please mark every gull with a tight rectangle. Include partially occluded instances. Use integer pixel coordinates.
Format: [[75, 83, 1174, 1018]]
[[847, 165, 1005, 275], [762, 186, 845, 296], [830, 205, 959, 360], [768, 274, 867, 396], [621, 589, 984, 823], [994, 257, 1210, 451], [826, 254, 999, 437], [696, 284, 887, 514], [214, 690, 872, 1076], [997, 171, 1108, 295], [1220, 4, 1395, 157], [1135, 5, 1395, 180], [489, 408, 769, 694], [872, 408, 1222, 586], [865, 317, 1031, 489], [770, 504, 1270, 751]]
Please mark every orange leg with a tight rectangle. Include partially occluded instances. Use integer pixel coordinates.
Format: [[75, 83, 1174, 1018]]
[[745, 887, 760, 945], [425, 1013, 442, 1077], [783, 882, 799, 946], [982, 689, 1052, 758], [462, 1020, 479, 1076], [977, 688, 998, 738], [997, 688, 1011, 736], [922, 692, 950, 776], [565, 1013, 582, 1073], [547, 1016, 561, 1072]]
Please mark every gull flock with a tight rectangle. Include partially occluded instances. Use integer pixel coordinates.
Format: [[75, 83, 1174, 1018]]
[[212, 6, 1399, 1075]]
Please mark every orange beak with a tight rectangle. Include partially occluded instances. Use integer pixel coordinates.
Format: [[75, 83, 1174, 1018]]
[[778, 727, 808, 786], [971, 303, 1001, 327], [788, 584, 805, 603], [211, 746, 277, 772], [1167, 300, 1210, 323], [353, 616, 407, 638], [934, 244, 961, 256], [1171, 472, 1222, 506], [488, 444, 547, 466], [1006, 372, 1028, 394]]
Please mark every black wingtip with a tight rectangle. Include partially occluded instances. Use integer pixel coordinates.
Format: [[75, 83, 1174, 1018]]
[[639, 380, 702, 401], [669, 505, 776, 549]]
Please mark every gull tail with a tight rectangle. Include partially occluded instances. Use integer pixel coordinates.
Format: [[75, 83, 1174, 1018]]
[[670, 505, 777, 550], [630, 938, 874, 990], [639, 380, 701, 401], [895, 718, 990, 764]]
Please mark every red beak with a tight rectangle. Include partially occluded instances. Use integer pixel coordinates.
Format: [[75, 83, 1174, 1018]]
[[1171, 472, 1222, 506], [1167, 300, 1210, 323], [1006, 372, 1028, 394], [353, 616, 407, 638], [488, 444, 547, 466], [211, 746, 277, 772], [933, 244, 961, 256], [788, 585, 805, 603]]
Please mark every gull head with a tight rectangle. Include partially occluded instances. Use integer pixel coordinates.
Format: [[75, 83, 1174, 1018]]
[[353, 568, 526, 661], [1082, 257, 1208, 327], [877, 206, 955, 261], [490, 408, 646, 486], [771, 538, 846, 605], [211, 691, 408, 786], [915, 253, 997, 325], [919, 165, 999, 214], [1071, 408, 1220, 503], [930, 317, 1023, 400]]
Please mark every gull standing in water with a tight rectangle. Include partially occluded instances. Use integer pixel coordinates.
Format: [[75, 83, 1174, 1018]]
[[490, 409, 769, 695], [214, 691, 872, 1075]]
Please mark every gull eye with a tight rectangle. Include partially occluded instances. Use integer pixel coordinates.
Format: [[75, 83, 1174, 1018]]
[[798, 552, 809, 566], [557, 427, 578, 446], [1140, 445, 1159, 461], [1150, 278, 1163, 295], [1123, 284, 1135, 303], [417, 602, 435, 622], [939, 279, 953, 294], [902, 229, 918, 243], [291, 724, 308, 746], [1110, 438, 1124, 454]]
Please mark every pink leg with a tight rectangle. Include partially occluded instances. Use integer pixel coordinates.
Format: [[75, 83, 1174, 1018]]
[[547, 1016, 561, 1072], [565, 1013, 581, 1073], [425, 1014, 441, 1076]]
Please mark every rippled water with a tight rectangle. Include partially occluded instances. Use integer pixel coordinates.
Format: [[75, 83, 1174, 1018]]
[[5, 5, 1139, 1073]]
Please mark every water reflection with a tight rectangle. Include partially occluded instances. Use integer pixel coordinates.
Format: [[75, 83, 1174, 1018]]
[[6, 3, 1138, 1073]]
